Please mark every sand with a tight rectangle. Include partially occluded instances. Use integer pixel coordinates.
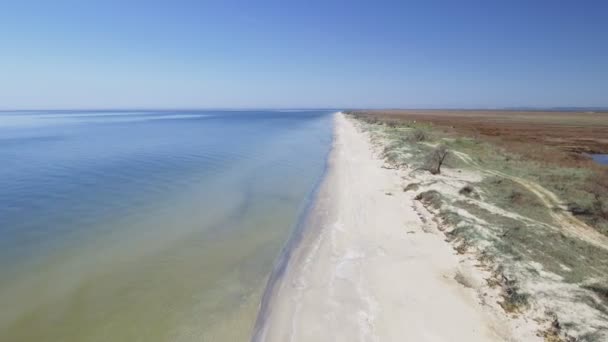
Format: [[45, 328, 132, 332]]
[[254, 113, 533, 341]]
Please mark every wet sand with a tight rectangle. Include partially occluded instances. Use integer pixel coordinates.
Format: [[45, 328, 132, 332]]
[[254, 112, 525, 341]]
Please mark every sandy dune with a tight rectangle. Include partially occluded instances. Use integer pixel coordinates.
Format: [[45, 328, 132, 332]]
[[254, 113, 528, 341]]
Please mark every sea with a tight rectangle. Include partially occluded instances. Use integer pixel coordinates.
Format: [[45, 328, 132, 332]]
[[0, 110, 334, 341]]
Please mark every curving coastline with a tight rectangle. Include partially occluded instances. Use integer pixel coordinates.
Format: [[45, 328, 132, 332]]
[[252, 112, 542, 341], [251, 112, 338, 340]]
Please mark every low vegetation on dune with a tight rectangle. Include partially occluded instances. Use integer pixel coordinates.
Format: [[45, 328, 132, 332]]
[[349, 111, 608, 237], [347, 111, 608, 341], [422, 145, 449, 175]]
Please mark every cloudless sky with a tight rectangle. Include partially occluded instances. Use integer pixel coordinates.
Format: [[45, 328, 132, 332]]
[[1, 0, 607, 109]]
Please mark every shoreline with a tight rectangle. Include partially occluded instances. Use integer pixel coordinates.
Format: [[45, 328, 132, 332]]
[[251, 112, 338, 340], [253, 112, 535, 341], [252, 112, 342, 341]]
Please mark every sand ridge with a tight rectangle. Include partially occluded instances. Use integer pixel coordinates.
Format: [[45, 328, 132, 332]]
[[254, 113, 536, 341]]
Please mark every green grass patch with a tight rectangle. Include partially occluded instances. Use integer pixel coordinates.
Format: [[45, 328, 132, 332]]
[[475, 177, 554, 223]]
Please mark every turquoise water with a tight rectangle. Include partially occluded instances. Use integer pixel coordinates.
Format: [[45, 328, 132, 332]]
[[0, 110, 333, 341]]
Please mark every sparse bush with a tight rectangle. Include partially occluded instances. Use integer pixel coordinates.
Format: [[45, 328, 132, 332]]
[[455, 241, 470, 254], [567, 202, 593, 216], [478, 177, 551, 222], [439, 211, 462, 227], [587, 170, 608, 221], [507, 190, 525, 205], [423, 145, 449, 175], [499, 276, 530, 313], [414, 190, 442, 209], [569, 169, 608, 233], [403, 183, 420, 192], [540, 314, 571, 342], [583, 283, 608, 303], [459, 185, 479, 199], [350, 111, 608, 338], [459, 185, 474, 195], [407, 129, 428, 142]]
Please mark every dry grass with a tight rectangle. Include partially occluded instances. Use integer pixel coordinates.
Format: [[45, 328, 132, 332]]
[[499, 275, 530, 313], [351, 111, 608, 340], [407, 129, 428, 142], [349, 110, 608, 236], [348, 109, 608, 155]]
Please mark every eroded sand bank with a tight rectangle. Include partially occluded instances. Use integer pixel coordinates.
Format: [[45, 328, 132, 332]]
[[254, 113, 532, 341]]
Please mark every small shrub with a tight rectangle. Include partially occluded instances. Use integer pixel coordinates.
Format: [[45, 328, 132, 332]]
[[459, 185, 479, 199], [423, 145, 449, 175], [541, 315, 568, 342], [407, 129, 428, 142], [414, 190, 443, 209], [563, 170, 608, 234], [455, 241, 469, 254], [403, 183, 420, 192], [439, 210, 461, 227], [583, 283, 608, 303], [567, 202, 593, 216], [587, 170, 608, 221], [507, 190, 525, 205], [499, 276, 530, 313]]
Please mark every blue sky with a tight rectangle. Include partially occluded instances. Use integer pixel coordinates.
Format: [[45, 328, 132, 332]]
[[1, 0, 606, 109]]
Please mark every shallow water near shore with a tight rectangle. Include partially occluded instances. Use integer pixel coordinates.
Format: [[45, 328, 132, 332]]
[[0, 110, 333, 341]]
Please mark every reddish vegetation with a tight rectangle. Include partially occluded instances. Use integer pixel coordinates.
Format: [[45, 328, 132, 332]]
[[351, 109, 608, 234], [352, 110, 608, 155]]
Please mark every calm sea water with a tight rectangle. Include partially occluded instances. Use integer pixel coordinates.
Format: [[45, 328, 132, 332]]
[[0, 110, 333, 341], [592, 154, 608, 165]]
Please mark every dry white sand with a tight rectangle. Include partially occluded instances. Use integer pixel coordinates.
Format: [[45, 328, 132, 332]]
[[255, 113, 533, 341]]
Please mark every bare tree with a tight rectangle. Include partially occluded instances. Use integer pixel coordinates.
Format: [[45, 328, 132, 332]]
[[424, 145, 449, 174]]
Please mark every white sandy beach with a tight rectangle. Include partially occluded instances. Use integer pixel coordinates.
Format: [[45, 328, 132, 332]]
[[254, 112, 535, 342]]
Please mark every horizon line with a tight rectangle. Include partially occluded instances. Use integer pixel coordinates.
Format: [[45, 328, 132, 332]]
[[1, 106, 608, 113]]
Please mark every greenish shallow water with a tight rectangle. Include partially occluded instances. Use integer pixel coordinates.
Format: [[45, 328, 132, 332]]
[[0, 110, 333, 341]]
